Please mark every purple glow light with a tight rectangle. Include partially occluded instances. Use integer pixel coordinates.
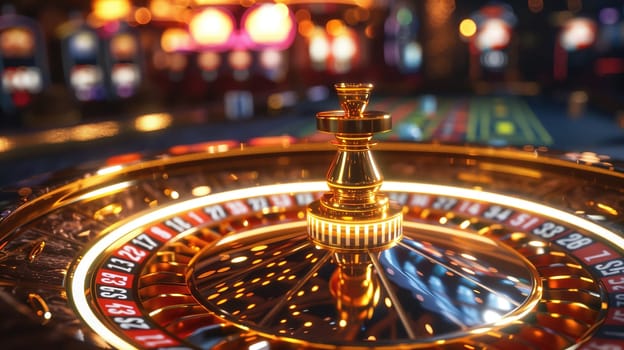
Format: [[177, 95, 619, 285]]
[[599, 7, 619, 25]]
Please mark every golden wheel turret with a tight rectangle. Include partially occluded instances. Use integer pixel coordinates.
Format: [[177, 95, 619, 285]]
[[307, 83, 403, 252]]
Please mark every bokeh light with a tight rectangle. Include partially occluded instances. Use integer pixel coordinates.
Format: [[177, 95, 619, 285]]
[[242, 3, 295, 49], [560, 17, 596, 51], [459, 18, 477, 38], [149, 0, 173, 19], [476, 18, 511, 50], [197, 51, 221, 71], [189, 7, 235, 48], [134, 7, 152, 25], [228, 49, 252, 70], [309, 28, 330, 65], [92, 0, 131, 21], [599, 7, 619, 25], [326, 19, 346, 36], [110, 34, 136, 60], [68, 30, 98, 59], [161, 28, 193, 53]]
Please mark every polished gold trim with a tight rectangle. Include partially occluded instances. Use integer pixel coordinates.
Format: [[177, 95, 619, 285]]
[[3, 142, 623, 243], [316, 111, 392, 134]]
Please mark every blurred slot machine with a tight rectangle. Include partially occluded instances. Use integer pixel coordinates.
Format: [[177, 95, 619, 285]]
[[555, 16, 598, 82], [156, 27, 193, 82], [189, 7, 237, 81], [555, 15, 600, 118], [461, 4, 517, 78], [61, 24, 107, 101], [185, 3, 296, 120], [594, 7, 624, 78], [384, 2, 422, 73], [0, 8, 49, 120], [189, 3, 296, 82], [306, 19, 360, 74], [105, 25, 142, 99], [240, 3, 295, 82]]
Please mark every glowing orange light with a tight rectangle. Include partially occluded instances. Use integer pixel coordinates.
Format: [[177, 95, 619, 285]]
[[459, 18, 477, 38], [161, 28, 193, 53], [149, 0, 172, 19], [92, 0, 131, 21], [345, 8, 359, 25], [134, 7, 152, 25], [134, 113, 173, 132], [0, 137, 14, 152], [168, 53, 187, 72], [106, 152, 142, 166], [248, 135, 296, 147], [189, 8, 234, 47], [197, 51, 221, 71], [228, 50, 252, 70], [0, 28, 35, 57], [175, 7, 194, 24], [326, 19, 346, 36], [298, 19, 315, 38], [110, 34, 136, 60], [364, 24, 375, 39], [295, 8, 311, 22], [169, 140, 237, 155], [243, 3, 294, 47]]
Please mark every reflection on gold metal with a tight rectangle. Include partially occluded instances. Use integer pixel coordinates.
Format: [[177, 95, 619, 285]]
[[97, 164, 124, 176], [330, 260, 381, 330], [456, 171, 495, 184], [307, 83, 402, 252], [77, 181, 132, 201], [93, 203, 123, 221], [596, 202, 619, 216], [478, 162, 543, 179], [28, 240, 46, 263], [192, 185, 212, 197], [27, 293, 52, 325], [164, 188, 180, 200]]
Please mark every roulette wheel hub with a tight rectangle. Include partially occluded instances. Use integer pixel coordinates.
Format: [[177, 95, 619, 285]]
[[307, 82, 402, 252]]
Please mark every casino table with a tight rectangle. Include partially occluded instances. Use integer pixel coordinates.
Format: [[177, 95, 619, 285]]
[[2, 1, 624, 350], [1, 92, 623, 187]]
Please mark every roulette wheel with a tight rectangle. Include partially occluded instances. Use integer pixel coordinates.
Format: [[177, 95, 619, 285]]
[[1, 83, 624, 350]]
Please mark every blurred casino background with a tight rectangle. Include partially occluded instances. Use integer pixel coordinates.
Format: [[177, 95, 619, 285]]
[[0, 0, 623, 184]]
